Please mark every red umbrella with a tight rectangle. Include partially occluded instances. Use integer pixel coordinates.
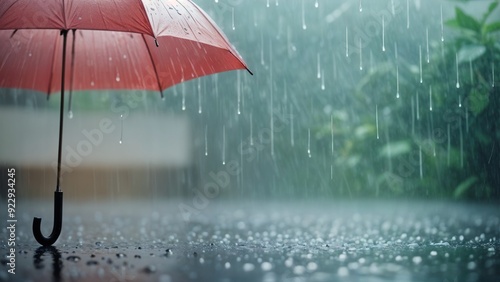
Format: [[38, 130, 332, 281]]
[[0, 0, 252, 246]]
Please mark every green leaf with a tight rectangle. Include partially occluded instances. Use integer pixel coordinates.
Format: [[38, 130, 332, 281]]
[[469, 89, 490, 116], [484, 21, 500, 34], [482, 1, 499, 24], [455, 7, 481, 32], [453, 176, 478, 199], [445, 18, 460, 28], [457, 45, 486, 63]]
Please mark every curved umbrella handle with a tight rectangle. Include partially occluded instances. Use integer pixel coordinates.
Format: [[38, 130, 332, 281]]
[[33, 191, 63, 246]]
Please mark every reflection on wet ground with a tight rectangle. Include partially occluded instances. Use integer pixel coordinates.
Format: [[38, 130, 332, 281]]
[[1, 200, 499, 281]]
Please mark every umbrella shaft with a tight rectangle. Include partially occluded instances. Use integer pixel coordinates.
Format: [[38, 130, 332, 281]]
[[56, 30, 68, 193]]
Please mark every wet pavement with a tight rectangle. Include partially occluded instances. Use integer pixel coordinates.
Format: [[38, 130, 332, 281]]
[[1, 199, 499, 282]]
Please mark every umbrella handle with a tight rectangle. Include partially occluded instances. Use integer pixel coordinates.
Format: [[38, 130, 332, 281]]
[[33, 191, 63, 246]]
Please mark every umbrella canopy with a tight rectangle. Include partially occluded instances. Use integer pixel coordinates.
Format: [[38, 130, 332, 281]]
[[0, 0, 251, 246], [0, 0, 251, 94]]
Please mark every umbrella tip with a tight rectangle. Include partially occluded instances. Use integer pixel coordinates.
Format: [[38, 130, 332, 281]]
[[246, 68, 254, 76], [154, 38, 159, 47]]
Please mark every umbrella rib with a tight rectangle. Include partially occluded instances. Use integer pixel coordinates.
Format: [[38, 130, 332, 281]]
[[141, 34, 163, 97], [46, 31, 62, 96]]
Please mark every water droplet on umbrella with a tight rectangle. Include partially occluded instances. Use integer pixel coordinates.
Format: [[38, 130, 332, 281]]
[[116, 75, 120, 82]]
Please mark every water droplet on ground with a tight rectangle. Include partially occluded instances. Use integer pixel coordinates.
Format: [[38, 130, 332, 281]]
[[67, 256, 81, 262]]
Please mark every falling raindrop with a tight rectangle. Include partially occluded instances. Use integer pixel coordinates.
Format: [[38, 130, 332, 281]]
[[492, 63, 495, 88], [369, 51, 374, 73], [222, 125, 226, 165], [198, 80, 202, 114], [231, 8, 235, 30], [376, 105, 379, 139], [333, 55, 338, 80], [250, 112, 254, 146], [359, 0, 362, 12], [215, 0, 218, 3], [182, 83, 186, 111], [275, 0, 279, 6], [119, 114, 123, 144], [426, 27, 430, 63], [382, 16, 386, 52], [290, 106, 294, 147], [396, 65, 400, 99], [440, 5, 444, 42], [315, 0, 319, 8], [302, 0, 307, 30], [419, 146, 423, 179], [266, 0, 269, 8], [330, 164, 333, 180], [459, 118, 463, 168], [260, 32, 265, 66], [446, 123, 451, 166], [406, 0, 410, 29], [469, 60, 474, 84], [307, 128, 312, 158], [416, 91, 420, 120], [419, 45, 423, 83], [391, 0, 395, 15], [429, 86, 433, 111], [345, 26, 349, 57], [68, 89, 74, 119], [359, 38, 363, 71], [237, 71, 241, 115], [321, 70, 325, 90], [459, 95, 462, 108], [317, 53, 321, 79], [331, 114, 334, 155], [411, 96, 415, 135], [465, 106, 469, 134], [455, 53, 460, 88], [204, 125, 208, 156], [270, 83, 274, 158], [394, 42, 398, 60]]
